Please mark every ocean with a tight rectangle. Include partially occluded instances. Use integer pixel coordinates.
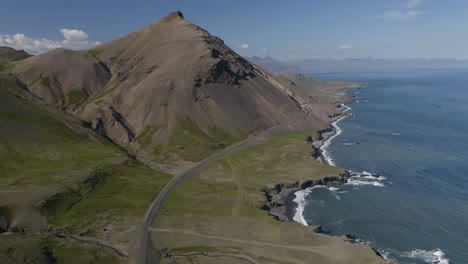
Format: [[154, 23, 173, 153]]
[[296, 69, 468, 264]]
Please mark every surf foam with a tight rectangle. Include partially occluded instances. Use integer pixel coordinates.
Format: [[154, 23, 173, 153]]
[[320, 104, 351, 166], [292, 186, 329, 226], [320, 116, 346, 166], [346, 171, 386, 187], [346, 177, 385, 187], [405, 249, 450, 264]]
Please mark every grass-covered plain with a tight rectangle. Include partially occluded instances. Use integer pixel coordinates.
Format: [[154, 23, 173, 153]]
[[0, 234, 125, 264], [150, 131, 386, 264], [159, 131, 342, 221], [137, 117, 245, 162]]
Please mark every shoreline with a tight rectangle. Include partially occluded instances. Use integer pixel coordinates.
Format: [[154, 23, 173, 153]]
[[263, 96, 390, 258], [265, 103, 353, 224], [263, 92, 395, 262]]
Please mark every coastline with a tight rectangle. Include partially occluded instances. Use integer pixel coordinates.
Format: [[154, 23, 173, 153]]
[[263, 100, 393, 262], [262, 73, 461, 264], [265, 103, 354, 224]]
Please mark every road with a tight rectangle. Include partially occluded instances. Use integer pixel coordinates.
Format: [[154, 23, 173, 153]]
[[137, 105, 312, 264]]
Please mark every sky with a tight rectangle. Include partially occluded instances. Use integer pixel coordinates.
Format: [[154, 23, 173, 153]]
[[1, 0, 467, 60]]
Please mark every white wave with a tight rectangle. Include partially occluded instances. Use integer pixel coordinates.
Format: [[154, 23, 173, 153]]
[[293, 185, 341, 225], [342, 142, 356, 146], [391, 132, 401, 136], [342, 104, 352, 112], [359, 175, 386, 181], [346, 177, 385, 187], [331, 192, 341, 200], [357, 171, 386, 180], [320, 116, 346, 166], [355, 239, 391, 260], [379, 250, 391, 260], [320, 103, 353, 166], [405, 249, 450, 264], [292, 189, 311, 226]]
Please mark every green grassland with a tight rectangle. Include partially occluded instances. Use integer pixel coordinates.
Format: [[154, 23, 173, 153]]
[[67, 88, 87, 105], [43, 160, 171, 235], [160, 130, 342, 220], [0, 70, 171, 262], [0, 88, 172, 233], [0, 91, 123, 189], [0, 234, 125, 264], [155, 131, 345, 258], [152, 131, 385, 264], [137, 117, 245, 162]]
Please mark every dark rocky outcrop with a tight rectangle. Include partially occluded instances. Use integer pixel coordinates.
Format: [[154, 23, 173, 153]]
[[262, 171, 353, 222]]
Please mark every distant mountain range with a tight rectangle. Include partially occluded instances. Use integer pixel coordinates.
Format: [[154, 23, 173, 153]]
[[247, 56, 468, 74]]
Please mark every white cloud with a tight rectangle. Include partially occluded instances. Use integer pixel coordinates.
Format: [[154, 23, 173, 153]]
[[373, 10, 422, 20], [0, 29, 100, 55], [288, 47, 295, 52], [60, 29, 89, 41], [239, 43, 249, 49], [338, 45, 352, 49], [405, 0, 423, 9], [261, 48, 267, 53]]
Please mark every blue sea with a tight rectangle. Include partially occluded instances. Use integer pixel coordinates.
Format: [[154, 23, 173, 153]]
[[298, 69, 468, 264]]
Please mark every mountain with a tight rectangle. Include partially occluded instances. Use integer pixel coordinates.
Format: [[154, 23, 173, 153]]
[[11, 11, 333, 162], [0, 46, 31, 72], [0, 12, 386, 264], [294, 58, 468, 73], [249, 56, 468, 74], [0, 46, 31, 61], [246, 56, 303, 73]]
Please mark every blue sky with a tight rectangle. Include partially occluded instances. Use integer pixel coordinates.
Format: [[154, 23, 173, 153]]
[[1, 0, 467, 59]]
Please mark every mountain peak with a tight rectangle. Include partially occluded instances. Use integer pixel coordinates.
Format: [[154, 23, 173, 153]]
[[167, 11, 184, 20], [12, 11, 323, 149]]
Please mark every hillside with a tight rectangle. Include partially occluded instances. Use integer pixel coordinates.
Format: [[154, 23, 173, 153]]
[[11, 12, 334, 165], [0, 50, 173, 262], [0, 47, 30, 63]]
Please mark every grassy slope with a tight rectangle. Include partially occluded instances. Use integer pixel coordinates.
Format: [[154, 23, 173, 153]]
[[0, 54, 246, 263], [0, 69, 171, 262], [44, 161, 171, 235], [137, 117, 245, 162], [0, 234, 123, 264], [0, 91, 122, 190]]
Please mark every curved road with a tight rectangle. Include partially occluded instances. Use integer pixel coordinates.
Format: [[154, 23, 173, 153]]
[[138, 105, 312, 264]]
